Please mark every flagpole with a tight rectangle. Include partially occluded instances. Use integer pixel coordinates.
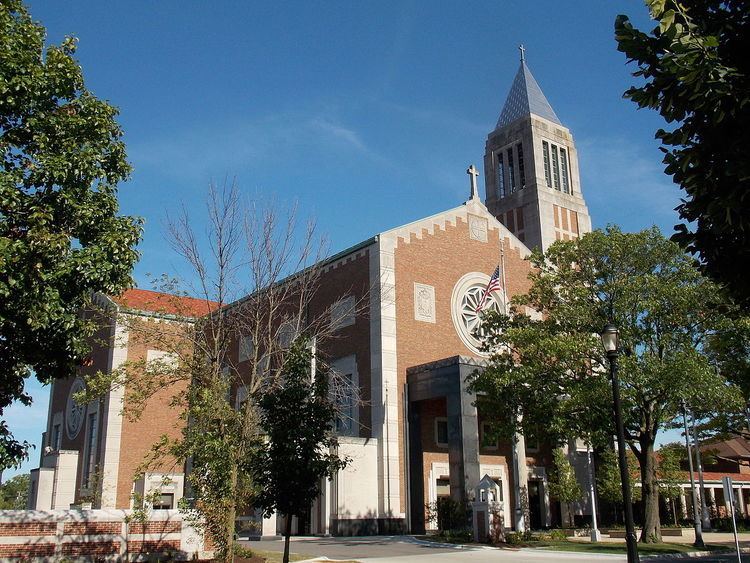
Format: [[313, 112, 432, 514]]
[[499, 238, 508, 315]]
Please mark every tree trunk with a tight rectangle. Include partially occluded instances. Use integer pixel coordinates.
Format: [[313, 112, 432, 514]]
[[225, 463, 238, 563], [672, 498, 677, 526], [283, 514, 293, 563], [639, 441, 661, 543]]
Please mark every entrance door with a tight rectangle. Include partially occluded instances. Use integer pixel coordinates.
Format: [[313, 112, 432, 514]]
[[528, 480, 542, 530]]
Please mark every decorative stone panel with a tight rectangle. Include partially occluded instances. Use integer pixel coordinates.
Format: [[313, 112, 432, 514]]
[[413, 283, 436, 323], [468, 214, 488, 242]]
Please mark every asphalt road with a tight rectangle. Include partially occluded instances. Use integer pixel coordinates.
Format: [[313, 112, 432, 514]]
[[242, 535, 750, 562], [241, 536, 626, 561]]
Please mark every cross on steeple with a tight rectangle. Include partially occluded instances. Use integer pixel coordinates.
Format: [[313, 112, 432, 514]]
[[467, 164, 479, 200], [519, 43, 526, 63]]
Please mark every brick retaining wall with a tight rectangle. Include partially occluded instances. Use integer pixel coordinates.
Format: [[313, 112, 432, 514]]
[[0, 508, 210, 561]]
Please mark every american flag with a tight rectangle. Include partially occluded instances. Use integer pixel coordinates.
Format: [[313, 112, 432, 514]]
[[475, 266, 502, 313]]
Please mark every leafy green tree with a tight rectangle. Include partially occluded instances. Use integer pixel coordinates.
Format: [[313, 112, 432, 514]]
[[0, 0, 141, 469], [615, 0, 750, 306], [0, 473, 29, 509], [596, 448, 642, 525], [657, 443, 687, 525], [700, 314, 750, 437], [548, 449, 583, 527], [469, 226, 743, 542], [252, 340, 348, 563]]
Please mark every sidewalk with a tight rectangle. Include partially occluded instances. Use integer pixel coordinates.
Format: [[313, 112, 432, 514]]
[[569, 529, 750, 546]]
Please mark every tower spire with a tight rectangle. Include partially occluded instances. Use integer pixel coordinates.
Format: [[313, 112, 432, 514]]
[[495, 53, 560, 129], [483, 57, 592, 253]]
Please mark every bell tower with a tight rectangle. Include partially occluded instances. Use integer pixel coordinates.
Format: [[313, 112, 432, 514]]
[[483, 47, 591, 252]]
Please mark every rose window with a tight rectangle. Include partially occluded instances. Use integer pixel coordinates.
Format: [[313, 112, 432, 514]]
[[451, 273, 505, 356]]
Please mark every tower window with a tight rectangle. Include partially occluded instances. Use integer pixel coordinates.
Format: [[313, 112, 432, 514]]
[[82, 412, 98, 487], [507, 147, 516, 193], [542, 141, 551, 187], [335, 372, 354, 435], [52, 424, 61, 450], [496, 152, 506, 198], [551, 145, 560, 189], [517, 143, 526, 189], [560, 147, 570, 194]]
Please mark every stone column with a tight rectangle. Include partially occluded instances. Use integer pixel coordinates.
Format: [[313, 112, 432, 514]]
[[321, 477, 332, 535], [708, 487, 716, 516], [407, 401, 425, 534], [735, 487, 745, 517], [261, 511, 277, 537], [446, 392, 480, 507], [541, 477, 552, 527], [511, 432, 528, 532], [679, 487, 688, 519]]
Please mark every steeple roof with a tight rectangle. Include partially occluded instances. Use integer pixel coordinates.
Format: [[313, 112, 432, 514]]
[[496, 61, 561, 129]]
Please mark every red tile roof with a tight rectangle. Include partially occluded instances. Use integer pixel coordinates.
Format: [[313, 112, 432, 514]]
[[695, 471, 750, 483], [112, 288, 218, 317], [704, 437, 750, 459]]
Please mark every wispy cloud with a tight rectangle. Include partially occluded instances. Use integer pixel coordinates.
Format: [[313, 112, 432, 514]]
[[577, 135, 682, 233], [309, 117, 368, 152], [378, 100, 486, 136], [128, 111, 389, 183]]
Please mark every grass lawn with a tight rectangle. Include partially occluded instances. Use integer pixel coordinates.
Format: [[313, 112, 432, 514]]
[[533, 540, 727, 555]]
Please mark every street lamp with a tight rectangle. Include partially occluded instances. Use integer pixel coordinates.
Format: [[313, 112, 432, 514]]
[[600, 323, 640, 563]]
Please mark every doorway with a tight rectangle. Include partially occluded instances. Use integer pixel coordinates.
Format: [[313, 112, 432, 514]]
[[528, 480, 543, 530]]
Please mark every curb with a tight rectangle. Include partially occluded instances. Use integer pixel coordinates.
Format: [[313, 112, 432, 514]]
[[643, 546, 749, 560], [403, 536, 496, 550]]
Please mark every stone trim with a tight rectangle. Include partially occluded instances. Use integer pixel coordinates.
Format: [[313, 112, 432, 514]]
[[99, 318, 129, 508], [369, 236, 403, 519], [381, 198, 530, 258]]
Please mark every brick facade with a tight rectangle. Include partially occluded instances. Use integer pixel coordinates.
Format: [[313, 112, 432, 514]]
[[0, 509, 208, 561], [394, 212, 534, 515]]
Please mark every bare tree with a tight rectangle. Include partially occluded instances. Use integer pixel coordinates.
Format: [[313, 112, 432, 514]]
[[83, 181, 364, 562]]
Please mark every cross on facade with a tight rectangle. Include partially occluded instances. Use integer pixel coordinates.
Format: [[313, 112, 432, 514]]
[[519, 43, 526, 62], [467, 164, 479, 200]]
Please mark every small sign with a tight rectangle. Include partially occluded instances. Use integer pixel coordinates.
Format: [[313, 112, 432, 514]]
[[722, 476, 734, 508]]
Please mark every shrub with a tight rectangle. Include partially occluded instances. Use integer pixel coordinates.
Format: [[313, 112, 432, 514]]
[[549, 529, 567, 541], [442, 528, 473, 543], [425, 497, 471, 531], [505, 532, 524, 545]]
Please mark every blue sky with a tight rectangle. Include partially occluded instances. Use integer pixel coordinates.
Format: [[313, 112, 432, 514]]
[[4, 1, 685, 478]]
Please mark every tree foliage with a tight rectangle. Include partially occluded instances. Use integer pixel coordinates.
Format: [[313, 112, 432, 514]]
[[615, 0, 750, 305], [548, 449, 583, 526], [0, 0, 141, 469], [0, 473, 29, 509], [596, 448, 642, 525], [252, 340, 348, 563], [657, 442, 686, 525], [469, 226, 742, 542]]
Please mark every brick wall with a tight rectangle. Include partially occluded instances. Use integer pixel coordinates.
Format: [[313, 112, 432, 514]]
[[394, 215, 534, 513], [116, 316, 190, 508], [0, 509, 208, 561], [0, 522, 57, 536]]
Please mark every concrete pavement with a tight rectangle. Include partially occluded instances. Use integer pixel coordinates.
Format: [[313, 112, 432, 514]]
[[243, 533, 750, 562], [243, 535, 626, 562]]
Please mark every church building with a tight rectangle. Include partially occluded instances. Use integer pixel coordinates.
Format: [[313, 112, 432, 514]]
[[29, 54, 595, 536]]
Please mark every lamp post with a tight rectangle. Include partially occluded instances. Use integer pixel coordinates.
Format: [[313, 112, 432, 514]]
[[601, 324, 639, 563]]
